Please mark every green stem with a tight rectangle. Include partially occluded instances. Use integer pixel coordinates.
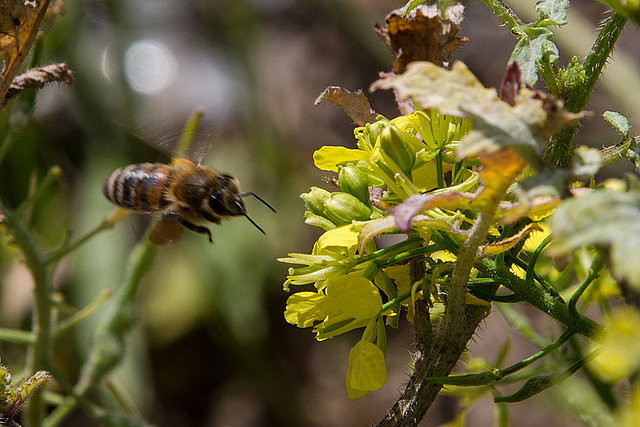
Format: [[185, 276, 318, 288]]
[[480, 260, 600, 338], [14, 166, 63, 218], [435, 151, 445, 189], [479, 0, 525, 30], [52, 288, 113, 341], [174, 106, 205, 160], [0, 327, 35, 345], [431, 231, 600, 339], [73, 239, 156, 398], [45, 217, 118, 265], [568, 255, 605, 319], [500, 329, 575, 377], [545, 12, 628, 168], [374, 244, 439, 268], [0, 200, 52, 426], [104, 376, 142, 418], [427, 328, 576, 386]]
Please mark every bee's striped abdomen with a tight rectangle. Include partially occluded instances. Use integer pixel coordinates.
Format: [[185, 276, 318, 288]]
[[102, 163, 173, 212]]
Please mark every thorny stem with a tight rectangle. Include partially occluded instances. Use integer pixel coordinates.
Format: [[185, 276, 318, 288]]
[[479, 0, 525, 30], [545, 12, 627, 168], [377, 182, 502, 426], [0, 200, 52, 426], [431, 232, 601, 339]]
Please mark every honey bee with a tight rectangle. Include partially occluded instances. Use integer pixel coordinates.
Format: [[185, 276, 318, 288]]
[[102, 157, 275, 245]]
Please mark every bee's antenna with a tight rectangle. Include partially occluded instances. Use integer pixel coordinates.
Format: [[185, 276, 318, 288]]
[[244, 212, 266, 234], [239, 192, 276, 213], [232, 199, 267, 234], [236, 193, 274, 234]]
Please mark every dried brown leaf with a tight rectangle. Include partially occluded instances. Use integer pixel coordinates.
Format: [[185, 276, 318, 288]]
[[314, 86, 377, 126], [375, 3, 467, 74], [392, 149, 526, 233], [0, 0, 53, 104], [2, 62, 73, 107]]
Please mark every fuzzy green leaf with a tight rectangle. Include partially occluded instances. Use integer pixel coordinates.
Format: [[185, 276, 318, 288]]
[[603, 111, 631, 137], [510, 27, 559, 86], [548, 188, 640, 288], [494, 374, 557, 403], [535, 0, 569, 26], [371, 61, 580, 163]]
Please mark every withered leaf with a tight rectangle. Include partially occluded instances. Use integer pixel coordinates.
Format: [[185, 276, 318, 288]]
[[2, 62, 73, 107], [314, 86, 377, 126], [375, 3, 467, 74], [0, 0, 53, 104], [500, 61, 522, 107], [477, 223, 542, 258], [392, 149, 526, 233]]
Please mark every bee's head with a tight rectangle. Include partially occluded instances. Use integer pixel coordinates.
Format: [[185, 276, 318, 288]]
[[207, 173, 245, 217], [206, 173, 276, 234]]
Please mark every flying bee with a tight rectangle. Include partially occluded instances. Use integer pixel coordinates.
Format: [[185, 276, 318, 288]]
[[102, 157, 275, 245]]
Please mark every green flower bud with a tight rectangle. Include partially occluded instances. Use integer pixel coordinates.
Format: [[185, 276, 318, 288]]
[[301, 187, 331, 216], [339, 164, 370, 205], [304, 212, 337, 231], [380, 124, 416, 175], [363, 121, 386, 151], [323, 192, 372, 225]]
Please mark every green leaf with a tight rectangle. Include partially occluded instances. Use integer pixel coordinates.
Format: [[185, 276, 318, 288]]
[[627, 138, 640, 171], [535, 0, 569, 26], [326, 274, 383, 319], [401, 0, 428, 16], [494, 374, 557, 403], [603, 111, 631, 137], [346, 340, 387, 396], [371, 61, 580, 163], [510, 27, 559, 86], [548, 188, 640, 288]]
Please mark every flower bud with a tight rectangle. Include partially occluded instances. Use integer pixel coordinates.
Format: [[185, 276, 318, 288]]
[[379, 125, 416, 175], [324, 192, 372, 225], [304, 212, 337, 231], [363, 121, 386, 150], [301, 187, 331, 216], [339, 164, 370, 205]]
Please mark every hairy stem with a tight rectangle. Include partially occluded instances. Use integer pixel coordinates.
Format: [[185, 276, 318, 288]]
[[377, 175, 505, 426], [480, 0, 525, 30], [545, 12, 627, 168], [0, 200, 52, 426]]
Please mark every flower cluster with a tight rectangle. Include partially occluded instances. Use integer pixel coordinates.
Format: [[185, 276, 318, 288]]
[[280, 111, 474, 398]]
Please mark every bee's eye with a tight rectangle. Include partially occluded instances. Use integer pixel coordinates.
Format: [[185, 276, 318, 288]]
[[208, 192, 226, 213]]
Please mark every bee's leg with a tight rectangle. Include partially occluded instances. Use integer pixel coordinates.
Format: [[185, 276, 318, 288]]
[[179, 219, 213, 243]]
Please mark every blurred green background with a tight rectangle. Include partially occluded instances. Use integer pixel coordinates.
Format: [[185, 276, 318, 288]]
[[0, 0, 639, 426]]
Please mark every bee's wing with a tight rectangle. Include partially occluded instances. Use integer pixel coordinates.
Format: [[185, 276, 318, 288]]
[[149, 213, 183, 245], [131, 108, 216, 166], [112, 106, 217, 165]]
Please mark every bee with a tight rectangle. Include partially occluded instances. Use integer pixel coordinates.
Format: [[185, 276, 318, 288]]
[[102, 157, 275, 245]]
